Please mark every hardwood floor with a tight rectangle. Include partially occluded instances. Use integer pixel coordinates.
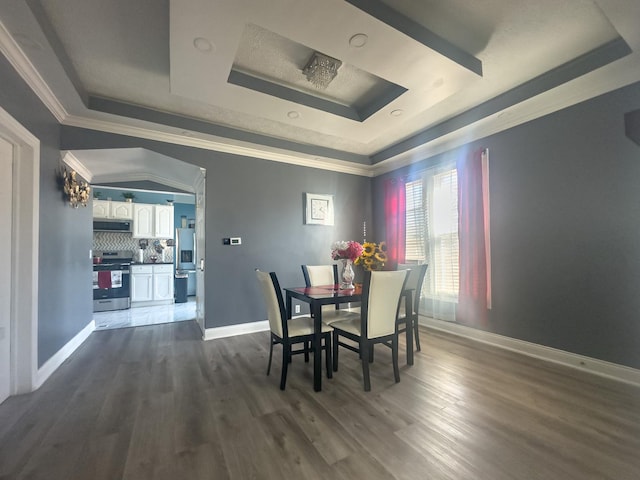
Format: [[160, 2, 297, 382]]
[[1, 320, 639, 479]]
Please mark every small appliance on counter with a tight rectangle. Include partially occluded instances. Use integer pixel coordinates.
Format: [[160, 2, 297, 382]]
[[93, 250, 133, 312]]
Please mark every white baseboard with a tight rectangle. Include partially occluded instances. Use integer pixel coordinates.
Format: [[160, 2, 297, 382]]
[[35, 320, 95, 389], [421, 317, 640, 387], [204, 320, 269, 341]]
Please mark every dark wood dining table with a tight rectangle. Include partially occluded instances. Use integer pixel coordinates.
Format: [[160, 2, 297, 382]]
[[283, 284, 414, 392]]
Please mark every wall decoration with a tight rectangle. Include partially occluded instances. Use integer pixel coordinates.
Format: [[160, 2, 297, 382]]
[[59, 166, 91, 208], [305, 193, 334, 225]]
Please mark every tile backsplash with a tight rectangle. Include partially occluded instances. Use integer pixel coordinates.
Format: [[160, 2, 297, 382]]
[[93, 231, 174, 263]]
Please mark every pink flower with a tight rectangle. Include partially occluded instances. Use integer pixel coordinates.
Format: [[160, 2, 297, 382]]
[[330, 240, 364, 261]]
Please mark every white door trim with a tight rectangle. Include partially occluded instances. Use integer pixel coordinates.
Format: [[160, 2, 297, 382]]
[[194, 168, 206, 336], [0, 106, 40, 395]]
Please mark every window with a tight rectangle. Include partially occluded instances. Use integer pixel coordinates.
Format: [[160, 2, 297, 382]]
[[428, 169, 459, 298], [405, 167, 459, 318]]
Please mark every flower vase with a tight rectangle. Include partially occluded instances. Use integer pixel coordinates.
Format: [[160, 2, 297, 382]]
[[340, 259, 355, 289]]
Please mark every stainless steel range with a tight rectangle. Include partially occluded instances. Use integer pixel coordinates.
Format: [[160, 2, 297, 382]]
[[93, 250, 132, 312]]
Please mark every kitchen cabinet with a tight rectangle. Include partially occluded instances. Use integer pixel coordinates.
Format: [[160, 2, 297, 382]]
[[130, 265, 153, 302], [154, 205, 174, 238], [131, 264, 174, 306], [93, 199, 133, 220], [111, 201, 134, 220], [132, 204, 174, 238], [153, 264, 174, 301]]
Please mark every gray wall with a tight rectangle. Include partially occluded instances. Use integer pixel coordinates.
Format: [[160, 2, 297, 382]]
[[6, 39, 640, 370], [60, 127, 371, 327], [0, 55, 93, 367], [374, 81, 640, 369]]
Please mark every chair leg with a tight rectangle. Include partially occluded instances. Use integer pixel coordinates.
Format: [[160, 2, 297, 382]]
[[413, 318, 421, 351], [392, 336, 400, 383], [267, 337, 274, 375], [304, 340, 310, 363], [369, 345, 374, 363], [361, 343, 371, 392], [325, 334, 332, 379], [332, 330, 339, 372], [280, 342, 289, 390]]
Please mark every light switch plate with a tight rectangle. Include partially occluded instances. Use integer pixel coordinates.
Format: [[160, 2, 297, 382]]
[[230, 237, 241, 245]]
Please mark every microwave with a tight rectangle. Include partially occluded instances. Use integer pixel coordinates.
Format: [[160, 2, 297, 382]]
[[93, 220, 133, 232]]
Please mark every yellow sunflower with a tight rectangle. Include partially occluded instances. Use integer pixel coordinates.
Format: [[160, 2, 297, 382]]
[[361, 242, 376, 257], [356, 241, 388, 271]]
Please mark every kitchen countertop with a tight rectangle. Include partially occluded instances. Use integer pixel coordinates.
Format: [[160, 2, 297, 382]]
[[131, 262, 174, 265]]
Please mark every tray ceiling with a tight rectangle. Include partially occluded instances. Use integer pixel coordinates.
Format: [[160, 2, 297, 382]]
[[0, 0, 639, 178]]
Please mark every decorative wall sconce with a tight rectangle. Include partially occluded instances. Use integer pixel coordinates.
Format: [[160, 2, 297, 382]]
[[60, 167, 91, 208]]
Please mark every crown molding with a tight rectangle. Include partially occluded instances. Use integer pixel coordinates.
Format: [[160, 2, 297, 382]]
[[93, 171, 196, 193], [63, 115, 374, 177], [0, 20, 68, 122], [61, 150, 92, 182]]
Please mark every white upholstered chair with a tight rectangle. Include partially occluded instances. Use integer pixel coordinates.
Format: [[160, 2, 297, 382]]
[[330, 270, 409, 391], [396, 263, 428, 351], [301, 264, 356, 325], [256, 269, 333, 390]]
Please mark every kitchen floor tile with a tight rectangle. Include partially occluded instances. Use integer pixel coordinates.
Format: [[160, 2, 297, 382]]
[[94, 297, 196, 330]]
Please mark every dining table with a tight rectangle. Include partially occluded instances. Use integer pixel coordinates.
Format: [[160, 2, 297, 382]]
[[284, 283, 414, 392]]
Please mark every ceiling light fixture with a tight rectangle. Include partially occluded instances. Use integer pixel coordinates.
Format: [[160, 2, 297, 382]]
[[302, 52, 342, 89]]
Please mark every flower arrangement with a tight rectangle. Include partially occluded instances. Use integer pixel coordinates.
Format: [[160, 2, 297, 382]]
[[355, 241, 388, 271], [330, 240, 364, 261]]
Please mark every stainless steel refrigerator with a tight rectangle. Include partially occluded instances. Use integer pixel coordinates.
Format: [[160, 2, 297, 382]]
[[175, 228, 196, 296]]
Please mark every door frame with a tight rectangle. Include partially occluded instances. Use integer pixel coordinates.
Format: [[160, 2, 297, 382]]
[[0, 106, 39, 395], [194, 168, 206, 336]]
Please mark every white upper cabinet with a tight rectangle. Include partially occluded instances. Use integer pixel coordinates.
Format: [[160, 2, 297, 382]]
[[92, 199, 110, 218], [132, 203, 174, 238], [93, 199, 133, 220], [110, 201, 133, 219], [132, 204, 154, 238], [154, 205, 174, 238]]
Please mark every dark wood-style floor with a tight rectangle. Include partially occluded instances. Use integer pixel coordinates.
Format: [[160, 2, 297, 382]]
[[1, 320, 639, 480]]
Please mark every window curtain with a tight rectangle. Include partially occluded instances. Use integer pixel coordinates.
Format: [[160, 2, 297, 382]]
[[456, 148, 490, 327], [384, 178, 406, 270]]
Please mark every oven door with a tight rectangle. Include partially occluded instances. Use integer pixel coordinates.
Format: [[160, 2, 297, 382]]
[[93, 264, 131, 311]]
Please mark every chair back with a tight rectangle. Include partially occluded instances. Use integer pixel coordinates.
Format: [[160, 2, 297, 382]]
[[397, 263, 428, 312], [362, 270, 408, 339], [301, 264, 338, 287], [255, 270, 287, 338]]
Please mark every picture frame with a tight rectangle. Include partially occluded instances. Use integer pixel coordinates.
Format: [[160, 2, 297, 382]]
[[305, 193, 334, 226]]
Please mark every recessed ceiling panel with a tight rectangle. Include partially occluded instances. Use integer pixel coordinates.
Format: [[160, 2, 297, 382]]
[[168, 0, 482, 144], [229, 23, 407, 121]]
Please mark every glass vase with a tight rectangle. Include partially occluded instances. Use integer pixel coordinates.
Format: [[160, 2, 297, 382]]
[[340, 258, 355, 289]]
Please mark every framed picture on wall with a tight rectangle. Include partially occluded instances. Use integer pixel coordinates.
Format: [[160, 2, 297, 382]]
[[305, 193, 334, 225]]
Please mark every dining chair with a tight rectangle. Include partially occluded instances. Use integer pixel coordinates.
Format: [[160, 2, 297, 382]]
[[330, 270, 408, 391], [256, 269, 333, 390], [301, 264, 356, 325], [396, 263, 428, 351]]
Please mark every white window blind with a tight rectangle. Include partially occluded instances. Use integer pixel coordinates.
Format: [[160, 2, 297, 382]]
[[405, 179, 425, 262], [429, 169, 459, 297], [405, 168, 459, 303]]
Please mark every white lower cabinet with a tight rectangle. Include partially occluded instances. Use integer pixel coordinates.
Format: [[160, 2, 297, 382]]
[[153, 265, 174, 301], [131, 264, 174, 306]]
